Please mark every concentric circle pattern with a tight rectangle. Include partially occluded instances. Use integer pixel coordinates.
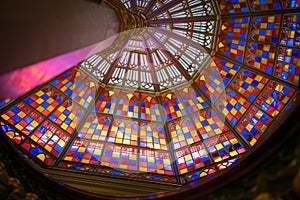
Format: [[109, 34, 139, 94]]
[[0, 0, 300, 193]]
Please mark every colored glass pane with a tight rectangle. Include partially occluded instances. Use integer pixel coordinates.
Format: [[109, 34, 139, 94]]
[[250, 16, 281, 43], [194, 71, 225, 103], [64, 139, 104, 165], [162, 93, 186, 120], [276, 47, 300, 84], [217, 89, 251, 126], [108, 118, 138, 146], [256, 81, 295, 117], [95, 89, 119, 115], [182, 166, 216, 183], [219, 18, 249, 39], [281, 14, 300, 47], [22, 139, 55, 165], [101, 143, 137, 171], [193, 110, 229, 140], [78, 115, 111, 141], [169, 118, 200, 150], [232, 70, 269, 102], [282, 0, 300, 8], [1, 121, 25, 144], [246, 43, 276, 74], [217, 0, 249, 14], [51, 68, 97, 109], [237, 106, 273, 146], [25, 85, 64, 116], [213, 58, 240, 85], [177, 87, 209, 113], [30, 121, 69, 157], [139, 149, 173, 175], [115, 93, 139, 118], [216, 158, 239, 170], [49, 99, 85, 134], [140, 95, 162, 122], [204, 132, 246, 162], [217, 37, 245, 62], [250, 0, 281, 11], [175, 143, 211, 174], [1, 103, 44, 135], [140, 122, 167, 150]]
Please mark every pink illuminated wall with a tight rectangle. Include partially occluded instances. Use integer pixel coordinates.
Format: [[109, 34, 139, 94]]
[[0, 35, 117, 102]]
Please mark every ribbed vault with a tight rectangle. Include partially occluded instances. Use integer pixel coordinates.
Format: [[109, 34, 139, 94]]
[[0, 0, 300, 197]]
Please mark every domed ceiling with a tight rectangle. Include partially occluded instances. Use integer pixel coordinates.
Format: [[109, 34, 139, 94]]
[[0, 0, 300, 196]]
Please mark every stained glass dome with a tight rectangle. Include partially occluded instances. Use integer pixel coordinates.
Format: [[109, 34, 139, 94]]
[[0, 0, 300, 198]]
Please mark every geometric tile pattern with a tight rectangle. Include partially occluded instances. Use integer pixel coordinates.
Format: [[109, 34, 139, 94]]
[[64, 139, 104, 165], [1, 103, 44, 136], [140, 122, 167, 150], [218, 89, 251, 126], [204, 132, 246, 162], [101, 143, 137, 171], [217, 0, 249, 14], [276, 48, 300, 85], [237, 106, 273, 146], [250, 15, 281, 43], [1, 0, 299, 186], [281, 14, 300, 47], [169, 118, 201, 150], [30, 121, 69, 157], [49, 99, 85, 134], [250, 0, 282, 11], [256, 81, 295, 117], [246, 43, 276, 74], [139, 149, 173, 175], [25, 86, 64, 116], [232, 70, 269, 102], [78, 115, 111, 141]]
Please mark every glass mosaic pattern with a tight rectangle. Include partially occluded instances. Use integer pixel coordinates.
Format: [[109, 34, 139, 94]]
[[139, 149, 173, 175], [281, 14, 300, 47], [140, 122, 167, 150], [1, 103, 44, 135], [218, 37, 246, 62], [169, 118, 201, 150], [217, 0, 249, 14], [213, 58, 240, 85], [64, 139, 104, 165], [237, 106, 273, 146], [1, 0, 299, 186], [276, 47, 300, 84], [78, 115, 111, 141], [25, 86, 64, 116], [51, 69, 97, 109], [101, 143, 137, 171], [250, 0, 281, 11], [250, 16, 281, 43], [204, 132, 245, 162], [140, 95, 162, 122], [49, 99, 85, 134], [30, 121, 69, 157], [232, 70, 269, 102], [218, 89, 251, 126], [220, 18, 249, 39], [246, 43, 276, 74]]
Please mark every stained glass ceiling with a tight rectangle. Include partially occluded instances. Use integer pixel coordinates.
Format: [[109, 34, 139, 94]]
[[0, 0, 300, 193]]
